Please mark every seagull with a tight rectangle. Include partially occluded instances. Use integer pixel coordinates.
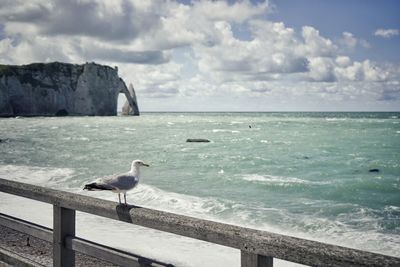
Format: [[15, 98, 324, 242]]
[[83, 160, 149, 205]]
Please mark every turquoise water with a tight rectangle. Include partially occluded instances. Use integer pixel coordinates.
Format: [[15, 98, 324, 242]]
[[0, 112, 399, 262]]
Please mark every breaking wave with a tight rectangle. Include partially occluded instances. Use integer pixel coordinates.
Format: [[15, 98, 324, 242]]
[[242, 174, 330, 186]]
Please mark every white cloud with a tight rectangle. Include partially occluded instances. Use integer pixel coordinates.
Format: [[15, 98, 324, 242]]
[[0, 35, 71, 64], [129, 0, 269, 51], [339, 32, 357, 49], [117, 61, 184, 98], [299, 26, 337, 57], [308, 57, 336, 82], [374, 28, 399, 38], [0, 0, 399, 110], [337, 31, 370, 51], [193, 20, 310, 85], [334, 60, 389, 82], [335, 56, 351, 67], [1, 0, 160, 41], [191, 0, 269, 23], [0, 0, 171, 64]]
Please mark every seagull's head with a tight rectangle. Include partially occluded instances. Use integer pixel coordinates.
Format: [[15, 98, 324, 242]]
[[132, 160, 150, 168]]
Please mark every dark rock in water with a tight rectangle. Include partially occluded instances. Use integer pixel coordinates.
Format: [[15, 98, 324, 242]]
[[186, 138, 210, 143], [369, 169, 380, 173], [303, 156, 310, 160]]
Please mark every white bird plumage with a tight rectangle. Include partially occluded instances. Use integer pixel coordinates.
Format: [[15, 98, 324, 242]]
[[83, 160, 149, 205]]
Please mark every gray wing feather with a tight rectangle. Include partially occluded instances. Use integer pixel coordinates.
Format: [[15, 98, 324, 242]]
[[97, 173, 138, 190]]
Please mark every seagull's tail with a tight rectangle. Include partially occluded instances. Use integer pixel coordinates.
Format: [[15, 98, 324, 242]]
[[83, 183, 113, 191]]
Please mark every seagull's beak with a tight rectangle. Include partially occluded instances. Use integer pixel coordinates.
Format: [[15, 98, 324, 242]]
[[143, 163, 150, 167]]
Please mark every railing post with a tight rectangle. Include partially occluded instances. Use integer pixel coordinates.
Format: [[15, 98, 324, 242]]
[[53, 205, 76, 267], [241, 251, 273, 267]]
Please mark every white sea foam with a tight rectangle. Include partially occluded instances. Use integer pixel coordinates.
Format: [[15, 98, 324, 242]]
[[0, 164, 75, 185], [212, 129, 240, 133], [62, 136, 90, 141], [243, 174, 306, 184], [124, 127, 136, 131], [325, 118, 347, 121], [384, 205, 400, 211], [242, 174, 329, 186], [132, 184, 230, 216]]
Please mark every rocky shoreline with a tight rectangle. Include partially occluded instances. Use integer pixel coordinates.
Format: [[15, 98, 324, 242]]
[[0, 224, 117, 266]]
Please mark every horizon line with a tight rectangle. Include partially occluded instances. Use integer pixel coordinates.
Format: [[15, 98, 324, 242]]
[[137, 110, 400, 113]]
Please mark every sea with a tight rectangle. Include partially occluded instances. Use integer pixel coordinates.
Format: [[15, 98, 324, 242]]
[[0, 112, 399, 266]]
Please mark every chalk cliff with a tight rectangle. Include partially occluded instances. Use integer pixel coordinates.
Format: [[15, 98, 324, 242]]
[[0, 62, 139, 116]]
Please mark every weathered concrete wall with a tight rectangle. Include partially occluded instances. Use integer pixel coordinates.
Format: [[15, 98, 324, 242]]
[[0, 62, 139, 116]]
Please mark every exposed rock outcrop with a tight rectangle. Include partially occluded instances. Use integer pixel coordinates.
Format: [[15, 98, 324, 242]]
[[186, 139, 211, 143], [0, 62, 139, 116]]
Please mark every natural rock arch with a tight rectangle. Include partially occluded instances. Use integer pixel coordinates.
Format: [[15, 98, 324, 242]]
[[120, 82, 139, 116]]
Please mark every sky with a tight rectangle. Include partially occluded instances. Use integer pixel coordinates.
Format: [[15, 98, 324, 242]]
[[0, 0, 399, 111]]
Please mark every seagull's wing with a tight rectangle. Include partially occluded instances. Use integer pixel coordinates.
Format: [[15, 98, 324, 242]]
[[99, 173, 138, 191], [84, 175, 117, 191]]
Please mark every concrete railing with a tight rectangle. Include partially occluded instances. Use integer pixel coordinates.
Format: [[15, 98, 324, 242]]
[[0, 178, 399, 267]]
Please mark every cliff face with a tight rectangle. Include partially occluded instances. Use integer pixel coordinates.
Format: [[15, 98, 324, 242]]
[[0, 62, 139, 116]]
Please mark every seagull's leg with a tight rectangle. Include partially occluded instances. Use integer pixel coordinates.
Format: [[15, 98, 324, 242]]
[[124, 193, 127, 205], [118, 193, 121, 204]]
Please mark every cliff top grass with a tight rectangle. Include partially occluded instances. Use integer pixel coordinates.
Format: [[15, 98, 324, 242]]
[[0, 62, 115, 77], [0, 62, 79, 76], [0, 64, 14, 76]]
